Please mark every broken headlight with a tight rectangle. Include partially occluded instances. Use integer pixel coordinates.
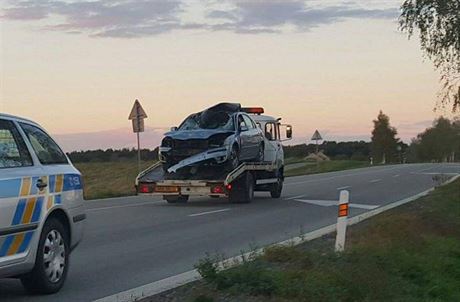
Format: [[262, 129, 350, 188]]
[[162, 137, 173, 148], [208, 134, 230, 148]]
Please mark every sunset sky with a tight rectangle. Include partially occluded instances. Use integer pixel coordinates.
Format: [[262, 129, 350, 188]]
[[0, 0, 455, 151]]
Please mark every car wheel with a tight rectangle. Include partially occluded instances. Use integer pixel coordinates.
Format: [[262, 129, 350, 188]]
[[229, 172, 254, 203], [21, 218, 69, 294], [270, 168, 284, 198], [256, 143, 264, 162], [228, 145, 240, 171], [164, 195, 189, 203]]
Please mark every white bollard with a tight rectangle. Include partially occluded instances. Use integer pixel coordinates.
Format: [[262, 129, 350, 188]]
[[335, 190, 349, 252]]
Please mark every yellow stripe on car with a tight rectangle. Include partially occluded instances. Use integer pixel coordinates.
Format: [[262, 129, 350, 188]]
[[7, 233, 25, 256], [20, 177, 32, 197], [22, 198, 36, 224]]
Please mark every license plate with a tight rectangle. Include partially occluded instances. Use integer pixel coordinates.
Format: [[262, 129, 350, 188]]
[[154, 186, 180, 193]]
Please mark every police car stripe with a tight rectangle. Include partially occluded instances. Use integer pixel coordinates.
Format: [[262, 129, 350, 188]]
[[22, 198, 36, 224], [7, 233, 25, 255], [18, 231, 34, 253], [0, 179, 21, 199], [0, 235, 14, 257], [55, 175, 64, 193], [31, 197, 43, 223], [20, 177, 31, 197], [12, 199, 27, 225]]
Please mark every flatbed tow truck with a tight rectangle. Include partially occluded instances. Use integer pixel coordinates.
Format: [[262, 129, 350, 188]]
[[135, 108, 292, 203]]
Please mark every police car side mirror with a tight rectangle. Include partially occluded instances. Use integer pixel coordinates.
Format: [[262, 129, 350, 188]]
[[170, 127, 178, 132], [240, 125, 248, 132]]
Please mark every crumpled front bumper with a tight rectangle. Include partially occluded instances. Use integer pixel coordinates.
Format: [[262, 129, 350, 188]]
[[166, 147, 229, 173]]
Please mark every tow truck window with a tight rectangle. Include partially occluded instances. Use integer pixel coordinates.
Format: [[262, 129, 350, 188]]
[[0, 120, 33, 168], [20, 123, 68, 165], [265, 122, 277, 141]]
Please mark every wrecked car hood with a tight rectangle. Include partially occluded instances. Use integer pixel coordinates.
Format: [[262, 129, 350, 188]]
[[164, 129, 234, 140]]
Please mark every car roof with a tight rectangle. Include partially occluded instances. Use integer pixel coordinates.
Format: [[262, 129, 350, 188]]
[[0, 113, 41, 127]]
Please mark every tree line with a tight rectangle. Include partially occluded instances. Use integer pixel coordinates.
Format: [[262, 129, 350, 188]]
[[67, 114, 459, 164]]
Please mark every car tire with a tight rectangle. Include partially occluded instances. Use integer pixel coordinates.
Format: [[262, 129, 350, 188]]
[[164, 195, 189, 203], [227, 145, 240, 171], [270, 168, 284, 198], [229, 172, 254, 204], [20, 218, 70, 294], [256, 143, 264, 162]]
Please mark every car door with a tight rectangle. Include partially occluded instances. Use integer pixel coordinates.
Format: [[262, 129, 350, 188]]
[[242, 115, 260, 159], [262, 121, 279, 163], [19, 122, 81, 209], [0, 119, 46, 265], [237, 114, 251, 160]]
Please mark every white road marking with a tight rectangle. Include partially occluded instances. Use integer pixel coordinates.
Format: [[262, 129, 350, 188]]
[[336, 186, 351, 190], [284, 165, 402, 186], [369, 179, 381, 183], [295, 199, 378, 210], [87, 200, 162, 212], [411, 172, 459, 176], [393, 174, 400, 177], [283, 194, 306, 200], [188, 208, 231, 217]]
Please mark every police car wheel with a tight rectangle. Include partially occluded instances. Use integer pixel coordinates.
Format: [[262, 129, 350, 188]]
[[21, 218, 69, 294]]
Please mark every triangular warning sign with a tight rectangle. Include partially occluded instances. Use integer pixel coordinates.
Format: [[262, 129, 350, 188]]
[[311, 130, 322, 141], [128, 100, 148, 120]]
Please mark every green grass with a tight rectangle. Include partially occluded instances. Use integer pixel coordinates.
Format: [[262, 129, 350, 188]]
[[186, 179, 460, 302], [285, 160, 370, 177], [74, 160, 154, 200]]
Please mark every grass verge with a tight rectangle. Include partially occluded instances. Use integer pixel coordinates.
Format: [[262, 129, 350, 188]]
[[147, 179, 460, 302], [285, 160, 370, 177], [74, 160, 154, 200]]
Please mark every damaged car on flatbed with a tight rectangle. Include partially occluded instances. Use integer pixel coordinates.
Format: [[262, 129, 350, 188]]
[[159, 103, 265, 175], [136, 103, 292, 203]]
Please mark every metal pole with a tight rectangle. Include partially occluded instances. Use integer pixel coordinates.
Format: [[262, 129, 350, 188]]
[[137, 132, 141, 173]]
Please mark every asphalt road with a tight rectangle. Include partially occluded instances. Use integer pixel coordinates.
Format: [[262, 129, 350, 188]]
[[1, 163, 459, 302]]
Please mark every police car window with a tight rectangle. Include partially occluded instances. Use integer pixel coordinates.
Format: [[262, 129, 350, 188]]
[[20, 123, 68, 165], [0, 120, 33, 168], [242, 115, 255, 129]]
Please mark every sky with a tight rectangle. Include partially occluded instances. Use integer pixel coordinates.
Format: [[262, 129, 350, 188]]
[[0, 0, 456, 151]]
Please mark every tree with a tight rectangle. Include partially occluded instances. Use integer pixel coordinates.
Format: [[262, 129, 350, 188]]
[[411, 117, 460, 162], [371, 111, 399, 164], [399, 0, 460, 112]]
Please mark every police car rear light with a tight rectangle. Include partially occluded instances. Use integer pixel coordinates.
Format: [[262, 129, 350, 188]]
[[242, 107, 264, 115]]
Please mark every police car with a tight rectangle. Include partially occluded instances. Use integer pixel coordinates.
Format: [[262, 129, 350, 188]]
[[0, 114, 85, 294]]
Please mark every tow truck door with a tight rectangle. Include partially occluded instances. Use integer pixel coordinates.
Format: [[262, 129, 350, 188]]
[[261, 121, 281, 164]]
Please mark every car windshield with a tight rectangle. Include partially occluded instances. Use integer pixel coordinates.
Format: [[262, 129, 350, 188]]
[[178, 111, 234, 131]]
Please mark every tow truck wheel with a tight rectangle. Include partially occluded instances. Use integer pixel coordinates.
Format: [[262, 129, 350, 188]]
[[164, 195, 189, 203], [270, 169, 284, 198], [229, 172, 254, 203], [20, 218, 69, 294]]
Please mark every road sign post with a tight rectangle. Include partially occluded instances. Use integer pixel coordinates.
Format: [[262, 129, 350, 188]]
[[335, 190, 349, 252], [311, 130, 322, 154], [129, 99, 148, 173]]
